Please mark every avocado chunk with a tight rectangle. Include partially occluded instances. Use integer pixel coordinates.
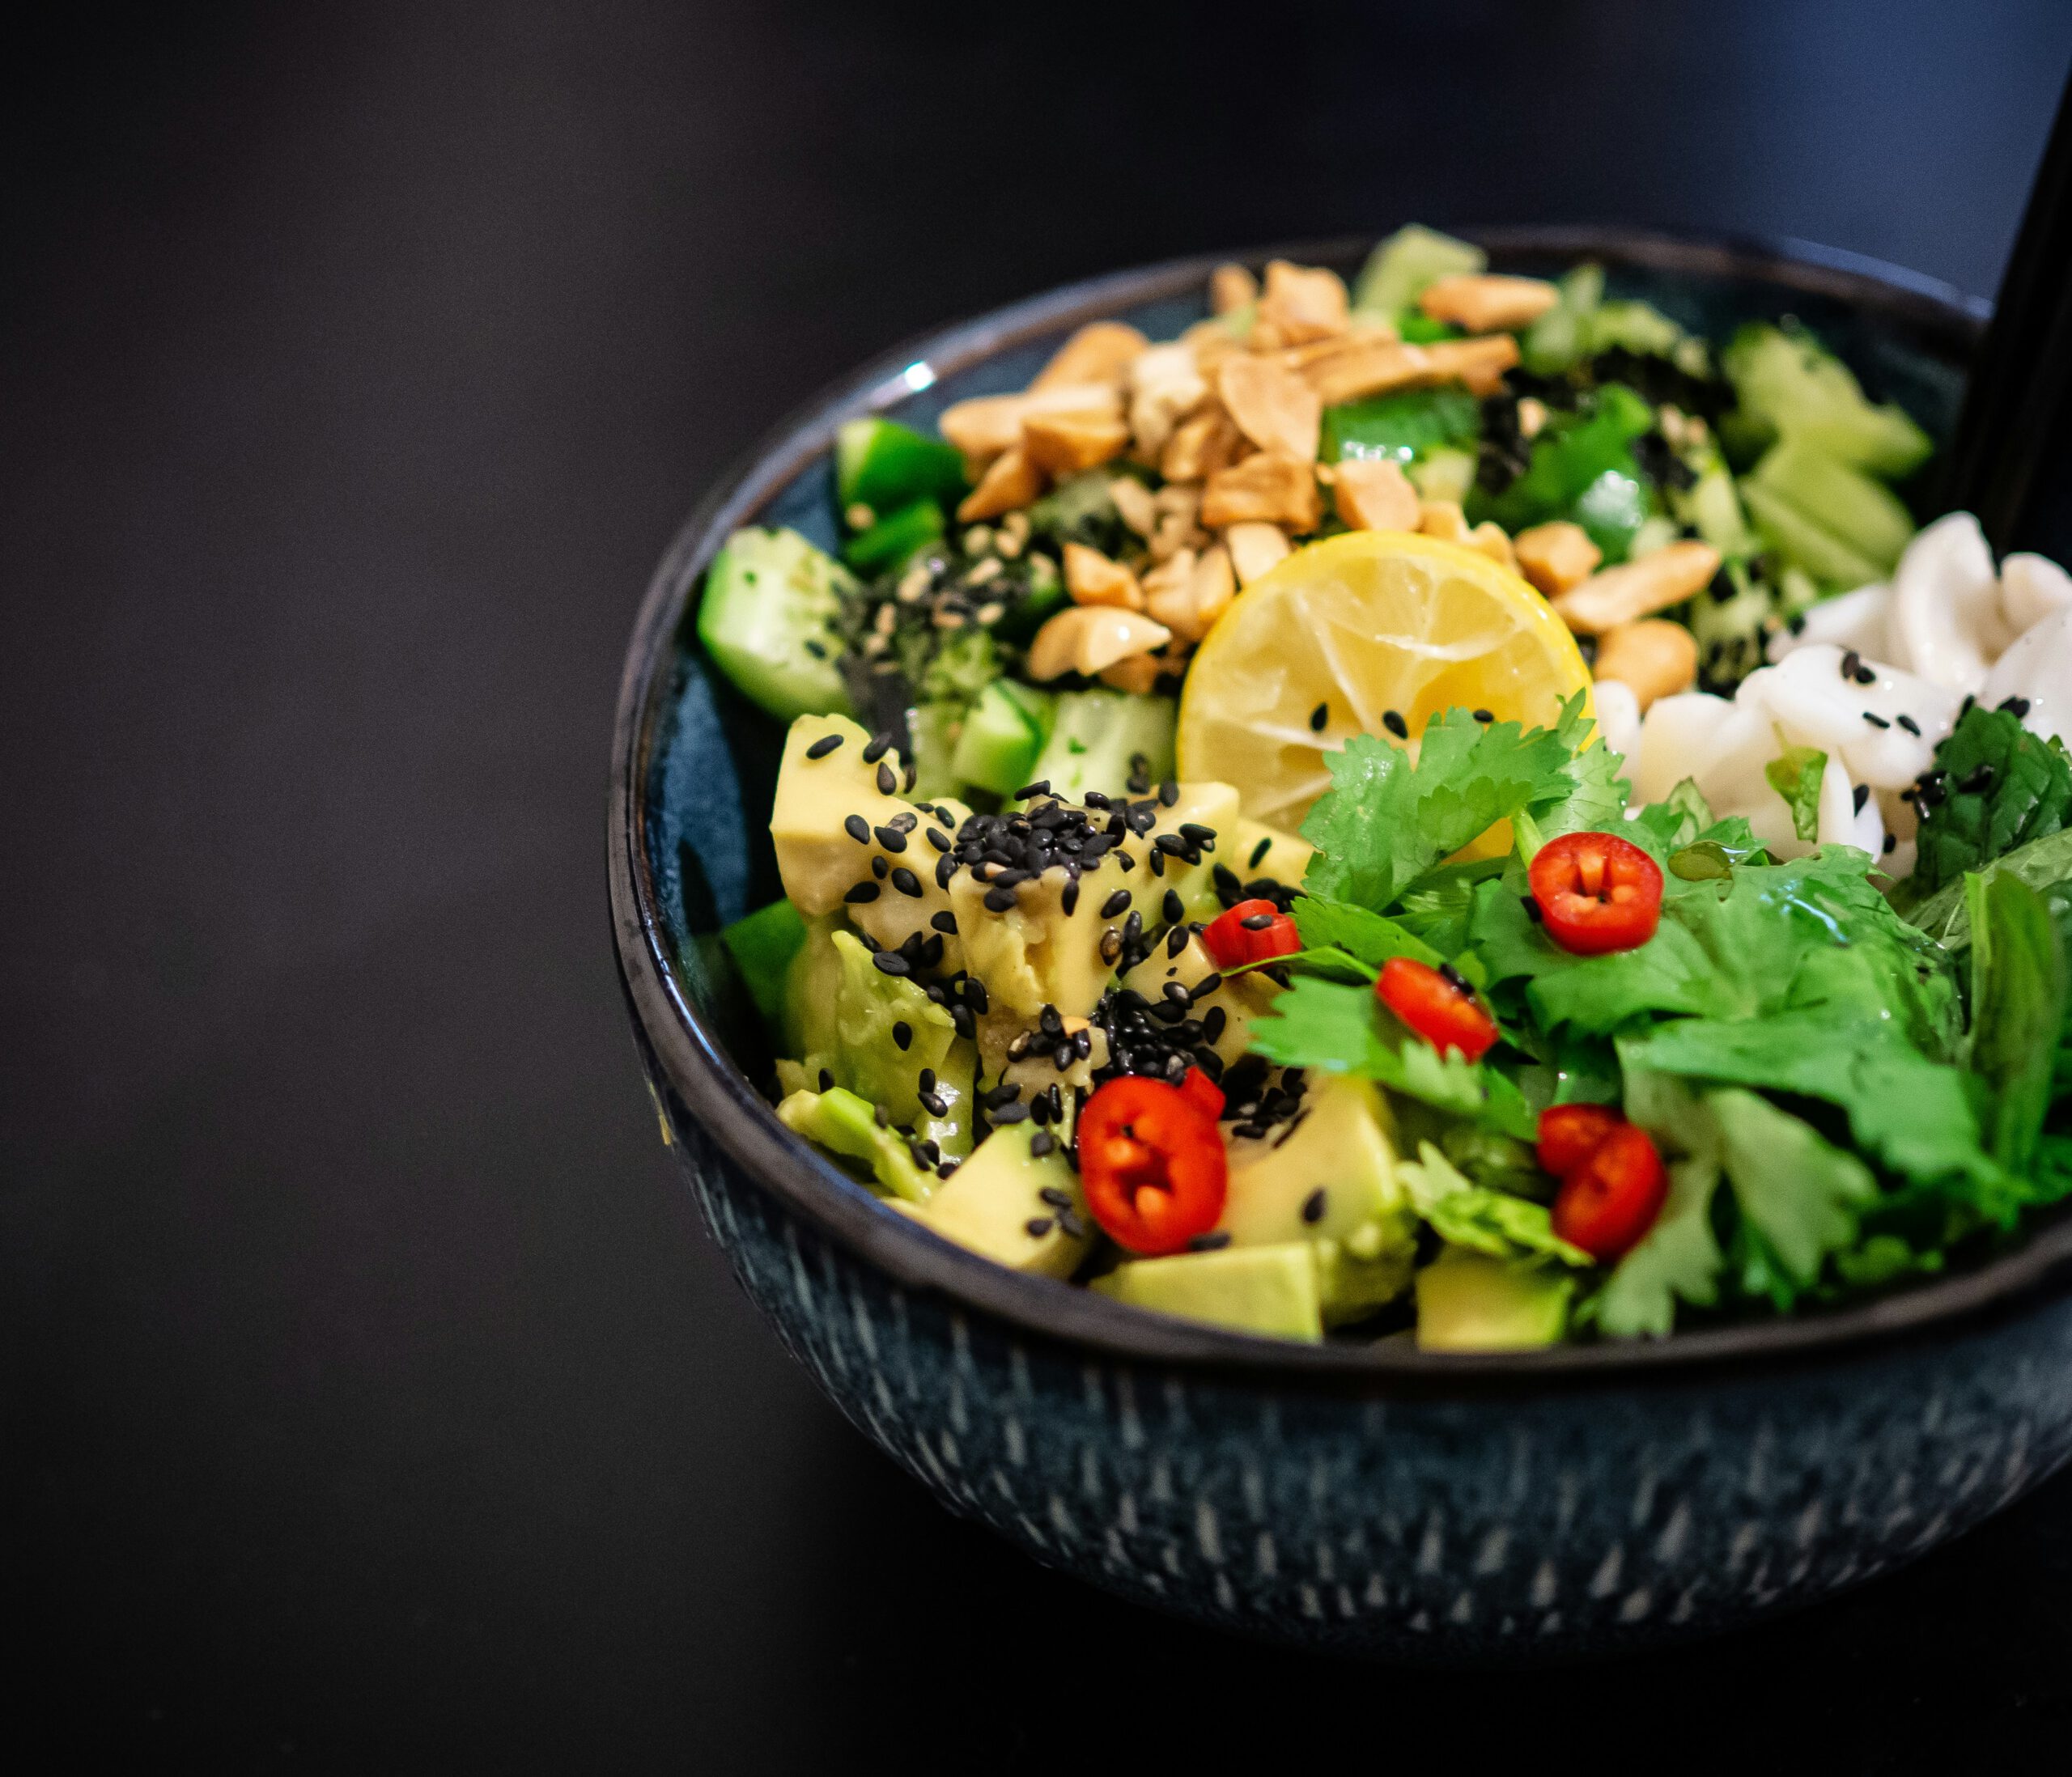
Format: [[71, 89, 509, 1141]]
[[820, 931, 973, 1156], [781, 912, 846, 1063], [777, 1086, 934, 1203], [1093, 1242, 1323, 1342], [1229, 816, 1314, 891], [896, 1121, 1091, 1279], [697, 528, 856, 722], [1122, 931, 1280, 1069], [1414, 1245, 1574, 1351]]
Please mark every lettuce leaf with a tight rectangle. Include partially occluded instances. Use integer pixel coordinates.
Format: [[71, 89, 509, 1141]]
[[1899, 705, 2072, 908], [1711, 1088, 1878, 1298], [1967, 871, 2069, 1175], [1398, 1142, 1591, 1266], [1594, 1072, 1726, 1337]]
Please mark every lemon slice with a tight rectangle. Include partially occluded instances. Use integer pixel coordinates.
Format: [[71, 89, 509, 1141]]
[[1175, 529, 1592, 829]]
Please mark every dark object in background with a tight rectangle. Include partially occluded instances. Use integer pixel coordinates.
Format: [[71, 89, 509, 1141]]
[[1946, 69, 2072, 558]]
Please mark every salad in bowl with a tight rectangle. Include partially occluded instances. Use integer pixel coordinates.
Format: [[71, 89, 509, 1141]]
[[694, 227, 2072, 1352]]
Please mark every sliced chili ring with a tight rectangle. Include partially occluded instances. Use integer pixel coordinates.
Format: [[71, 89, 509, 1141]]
[[1201, 897, 1300, 970], [1374, 956, 1499, 1062], [1535, 1102, 1625, 1179], [1527, 831, 1664, 956], [1076, 1073, 1229, 1256], [1551, 1123, 1668, 1261]]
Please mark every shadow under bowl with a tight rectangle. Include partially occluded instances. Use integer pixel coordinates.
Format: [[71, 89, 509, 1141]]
[[610, 228, 2072, 1662]]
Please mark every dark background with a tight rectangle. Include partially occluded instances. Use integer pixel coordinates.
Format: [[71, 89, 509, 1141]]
[[7, 1, 2072, 1766]]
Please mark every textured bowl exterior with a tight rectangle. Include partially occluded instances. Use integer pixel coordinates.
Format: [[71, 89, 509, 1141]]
[[613, 230, 2072, 1660], [646, 1066, 2072, 1661]]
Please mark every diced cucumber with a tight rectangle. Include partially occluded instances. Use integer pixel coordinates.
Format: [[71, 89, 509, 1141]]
[[1407, 447, 1477, 503], [834, 417, 968, 523], [950, 678, 1052, 796], [1672, 457, 1760, 557], [696, 527, 855, 722], [1721, 324, 1932, 478], [719, 899, 807, 1038], [1744, 439, 1915, 579], [1027, 689, 1176, 802], [1738, 481, 1883, 589], [1352, 225, 1485, 316], [906, 700, 966, 801], [843, 497, 943, 574]]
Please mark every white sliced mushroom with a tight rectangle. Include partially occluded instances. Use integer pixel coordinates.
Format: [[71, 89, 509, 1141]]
[[2001, 552, 2072, 636], [1886, 511, 2008, 687], [1981, 605, 2072, 744]]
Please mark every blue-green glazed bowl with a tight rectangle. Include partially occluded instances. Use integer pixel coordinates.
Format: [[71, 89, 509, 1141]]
[[609, 230, 2072, 1662]]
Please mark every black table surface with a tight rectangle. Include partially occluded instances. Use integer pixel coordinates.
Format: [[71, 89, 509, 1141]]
[[9, 2, 2072, 1766]]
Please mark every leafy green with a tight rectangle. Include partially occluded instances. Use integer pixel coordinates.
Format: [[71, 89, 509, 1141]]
[[1291, 897, 1441, 969], [1967, 871, 2069, 1174], [1594, 1072, 1726, 1337], [1720, 321, 1933, 478], [1900, 706, 2072, 907], [1352, 225, 1484, 316], [1321, 387, 1480, 466], [1390, 859, 1510, 956], [1763, 737, 1827, 844], [1712, 1088, 1877, 1297], [1398, 1143, 1591, 1266], [1468, 383, 1657, 561], [1300, 710, 1574, 911], [1524, 695, 1632, 843], [1904, 828, 2072, 948], [720, 898, 808, 1037]]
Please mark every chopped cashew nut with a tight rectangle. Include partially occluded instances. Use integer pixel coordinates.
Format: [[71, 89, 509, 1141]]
[[1418, 274, 1560, 334], [1553, 541, 1722, 634], [940, 383, 1122, 464], [1201, 452, 1321, 530], [1256, 260, 1350, 345], [1517, 396, 1548, 439], [1126, 343, 1209, 460], [1108, 476, 1157, 537], [1029, 320, 1149, 393], [1099, 651, 1170, 694], [1416, 499, 1472, 545], [1161, 406, 1242, 483], [1143, 544, 1235, 643], [1514, 520, 1603, 597], [1025, 605, 1171, 681], [1210, 263, 1258, 316], [1149, 483, 1205, 563], [1063, 541, 1145, 610], [1022, 409, 1131, 475], [1593, 619, 1700, 710], [1216, 354, 1322, 463], [1225, 522, 1292, 587], [1331, 457, 1420, 532], [957, 446, 1047, 522], [1303, 333, 1520, 406], [1469, 521, 1518, 573]]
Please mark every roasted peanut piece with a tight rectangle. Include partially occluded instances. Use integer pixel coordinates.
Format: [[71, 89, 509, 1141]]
[[1063, 541, 1144, 610], [1210, 262, 1258, 316], [1201, 452, 1321, 531], [1517, 396, 1549, 439], [1469, 521, 1518, 573], [1418, 274, 1560, 334], [1216, 355, 1322, 464], [1593, 619, 1700, 710], [1025, 605, 1172, 681], [1030, 320, 1149, 393], [940, 382, 1122, 464], [1257, 261, 1350, 345], [1021, 409, 1131, 476], [1224, 521, 1292, 587], [1416, 499, 1472, 545], [1331, 457, 1420, 532], [1552, 541, 1722, 634], [1513, 520, 1602, 597], [1304, 333, 1520, 406], [957, 446, 1046, 522]]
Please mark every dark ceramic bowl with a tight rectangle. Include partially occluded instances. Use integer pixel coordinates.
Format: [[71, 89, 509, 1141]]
[[610, 229, 2072, 1661]]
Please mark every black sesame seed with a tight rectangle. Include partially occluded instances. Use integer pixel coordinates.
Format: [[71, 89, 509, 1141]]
[[1024, 1215, 1053, 1236], [1301, 1187, 1327, 1224], [1999, 695, 2032, 719], [1203, 1005, 1227, 1042], [1161, 889, 1184, 925], [1100, 888, 1132, 919], [1522, 895, 1543, 923], [873, 952, 910, 977], [1013, 780, 1051, 800], [950, 1004, 975, 1038], [888, 867, 920, 898], [935, 854, 957, 890], [1166, 923, 1189, 959], [871, 855, 889, 880], [891, 1021, 911, 1051], [1189, 1231, 1232, 1252], [861, 732, 892, 763], [1862, 711, 1891, 729], [931, 910, 958, 935], [1959, 762, 1996, 794], [817, 1068, 834, 1092], [992, 1101, 1030, 1124], [1854, 665, 1877, 685], [1895, 714, 1921, 736], [1472, 708, 1493, 723], [1310, 702, 1329, 732], [936, 1160, 958, 1179], [1883, 833, 1897, 855], [1158, 779, 1180, 808], [1241, 912, 1274, 931], [962, 978, 988, 1016], [1061, 880, 1080, 917], [844, 814, 871, 844], [1382, 710, 1408, 740], [985, 886, 1017, 912], [1247, 836, 1272, 870], [877, 762, 898, 795], [843, 880, 880, 904], [1853, 783, 1870, 814], [1030, 1131, 1057, 1158], [925, 827, 952, 852], [1841, 649, 1862, 681], [805, 733, 843, 759]]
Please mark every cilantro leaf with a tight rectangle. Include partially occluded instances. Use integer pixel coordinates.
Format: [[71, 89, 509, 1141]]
[[1300, 710, 1573, 910], [1904, 827, 2072, 949], [1525, 693, 1633, 842], [1292, 896, 1441, 969], [1967, 870, 2069, 1174], [1398, 1142, 1592, 1266], [1389, 859, 1509, 956], [1627, 778, 1714, 854], [1763, 736, 1827, 845], [1898, 705, 2072, 907], [1711, 1088, 1878, 1293], [1594, 1072, 1724, 1337]]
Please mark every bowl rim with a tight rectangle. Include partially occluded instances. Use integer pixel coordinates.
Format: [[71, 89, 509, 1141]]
[[610, 224, 2072, 1396]]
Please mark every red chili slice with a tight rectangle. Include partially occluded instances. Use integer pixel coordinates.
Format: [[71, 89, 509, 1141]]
[[1177, 1067, 1226, 1121], [1551, 1123, 1668, 1260], [1374, 956, 1499, 1062], [1536, 1102, 1625, 1178], [1527, 831, 1663, 955], [1076, 1073, 1229, 1256], [1201, 898, 1301, 970]]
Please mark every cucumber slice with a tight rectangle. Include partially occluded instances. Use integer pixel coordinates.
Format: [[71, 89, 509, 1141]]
[[1028, 689, 1176, 802], [1744, 439, 1914, 579], [843, 497, 943, 575], [720, 899, 807, 1038], [696, 528, 855, 721], [835, 418, 968, 523], [905, 699, 966, 801], [1352, 225, 1485, 317], [1722, 324, 1931, 478], [951, 679, 1051, 795]]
